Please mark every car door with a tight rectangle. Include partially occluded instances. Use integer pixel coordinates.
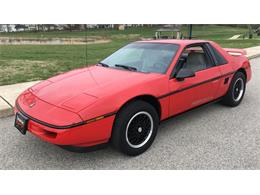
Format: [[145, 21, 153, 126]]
[[168, 43, 222, 116]]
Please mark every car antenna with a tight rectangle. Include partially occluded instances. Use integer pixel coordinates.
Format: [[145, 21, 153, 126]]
[[85, 26, 99, 86]]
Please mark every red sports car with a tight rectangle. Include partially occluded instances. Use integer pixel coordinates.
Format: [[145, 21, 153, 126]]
[[14, 40, 252, 156]]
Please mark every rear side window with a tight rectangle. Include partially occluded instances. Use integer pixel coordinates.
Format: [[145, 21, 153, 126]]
[[207, 44, 228, 65]]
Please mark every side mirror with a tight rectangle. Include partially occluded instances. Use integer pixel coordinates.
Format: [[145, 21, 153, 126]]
[[179, 54, 188, 64], [170, 54, 188, 79], [176, 68, 195, 81]]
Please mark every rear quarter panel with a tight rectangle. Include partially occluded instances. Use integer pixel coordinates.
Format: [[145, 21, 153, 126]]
[[211, 42, 251, 98]]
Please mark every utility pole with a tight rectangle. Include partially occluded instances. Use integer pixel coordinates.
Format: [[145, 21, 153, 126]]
[[188, 24, 193, 39]]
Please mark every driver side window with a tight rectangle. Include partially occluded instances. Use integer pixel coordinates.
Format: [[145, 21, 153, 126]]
[[182, 45, 213, 72]]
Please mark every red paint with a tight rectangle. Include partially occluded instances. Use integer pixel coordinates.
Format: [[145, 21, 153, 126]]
[[15, 40, 252, 147]]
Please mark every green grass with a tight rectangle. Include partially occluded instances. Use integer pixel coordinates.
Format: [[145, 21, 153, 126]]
[[1, 25, 260, 86], [0, 45, 86, 85]]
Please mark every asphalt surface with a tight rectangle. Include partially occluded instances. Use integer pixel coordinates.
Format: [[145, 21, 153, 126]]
[[0, 58, 260, 170]]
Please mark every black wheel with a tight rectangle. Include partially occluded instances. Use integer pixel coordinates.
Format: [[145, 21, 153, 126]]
[[221, 71, 246, 107], [111, 100, 159, 156]]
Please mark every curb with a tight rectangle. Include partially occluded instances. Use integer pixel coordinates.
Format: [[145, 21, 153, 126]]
[[247, 53, 260, 60], [0, 96, 13, 118], [0, 81, 40, 119]]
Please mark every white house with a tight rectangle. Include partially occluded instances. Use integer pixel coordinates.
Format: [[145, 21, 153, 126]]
[[0, 24, 17, 32]]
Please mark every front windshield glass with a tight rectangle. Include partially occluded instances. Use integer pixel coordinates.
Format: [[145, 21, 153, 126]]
[[100, 42, 179, 73]]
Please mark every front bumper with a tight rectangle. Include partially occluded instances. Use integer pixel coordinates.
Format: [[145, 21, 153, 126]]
[[15, 104, 116, 147]]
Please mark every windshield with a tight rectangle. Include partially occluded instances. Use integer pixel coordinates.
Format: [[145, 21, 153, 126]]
[[100, 42, 179, 73]]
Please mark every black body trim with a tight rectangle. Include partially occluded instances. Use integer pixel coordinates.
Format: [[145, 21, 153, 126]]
[[15, 102, 117, 130], [158, 71, 235, 99]]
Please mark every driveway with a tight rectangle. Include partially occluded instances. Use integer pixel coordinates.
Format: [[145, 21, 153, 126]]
[[0, 58, 259, 169]]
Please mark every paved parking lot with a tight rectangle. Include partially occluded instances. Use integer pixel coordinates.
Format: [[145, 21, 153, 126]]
[[0, 58, 259, 169]]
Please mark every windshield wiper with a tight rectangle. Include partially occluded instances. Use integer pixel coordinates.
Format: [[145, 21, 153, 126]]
[[97, 62, 110, 67], [115, 64, 137, 71]]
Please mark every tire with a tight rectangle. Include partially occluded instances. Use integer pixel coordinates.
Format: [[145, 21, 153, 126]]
[[221, 71, 246, 107], [111, 100, 159, 156]]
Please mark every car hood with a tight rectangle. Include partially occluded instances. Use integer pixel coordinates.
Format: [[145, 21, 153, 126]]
[[30, 65, 160, 112]]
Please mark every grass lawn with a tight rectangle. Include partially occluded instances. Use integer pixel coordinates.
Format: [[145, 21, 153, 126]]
[[1, 25, 260, 86]]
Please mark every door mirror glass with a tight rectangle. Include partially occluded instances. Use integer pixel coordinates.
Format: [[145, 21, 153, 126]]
[[178, 54, 188, 65], [176, 68, 195, 81]]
